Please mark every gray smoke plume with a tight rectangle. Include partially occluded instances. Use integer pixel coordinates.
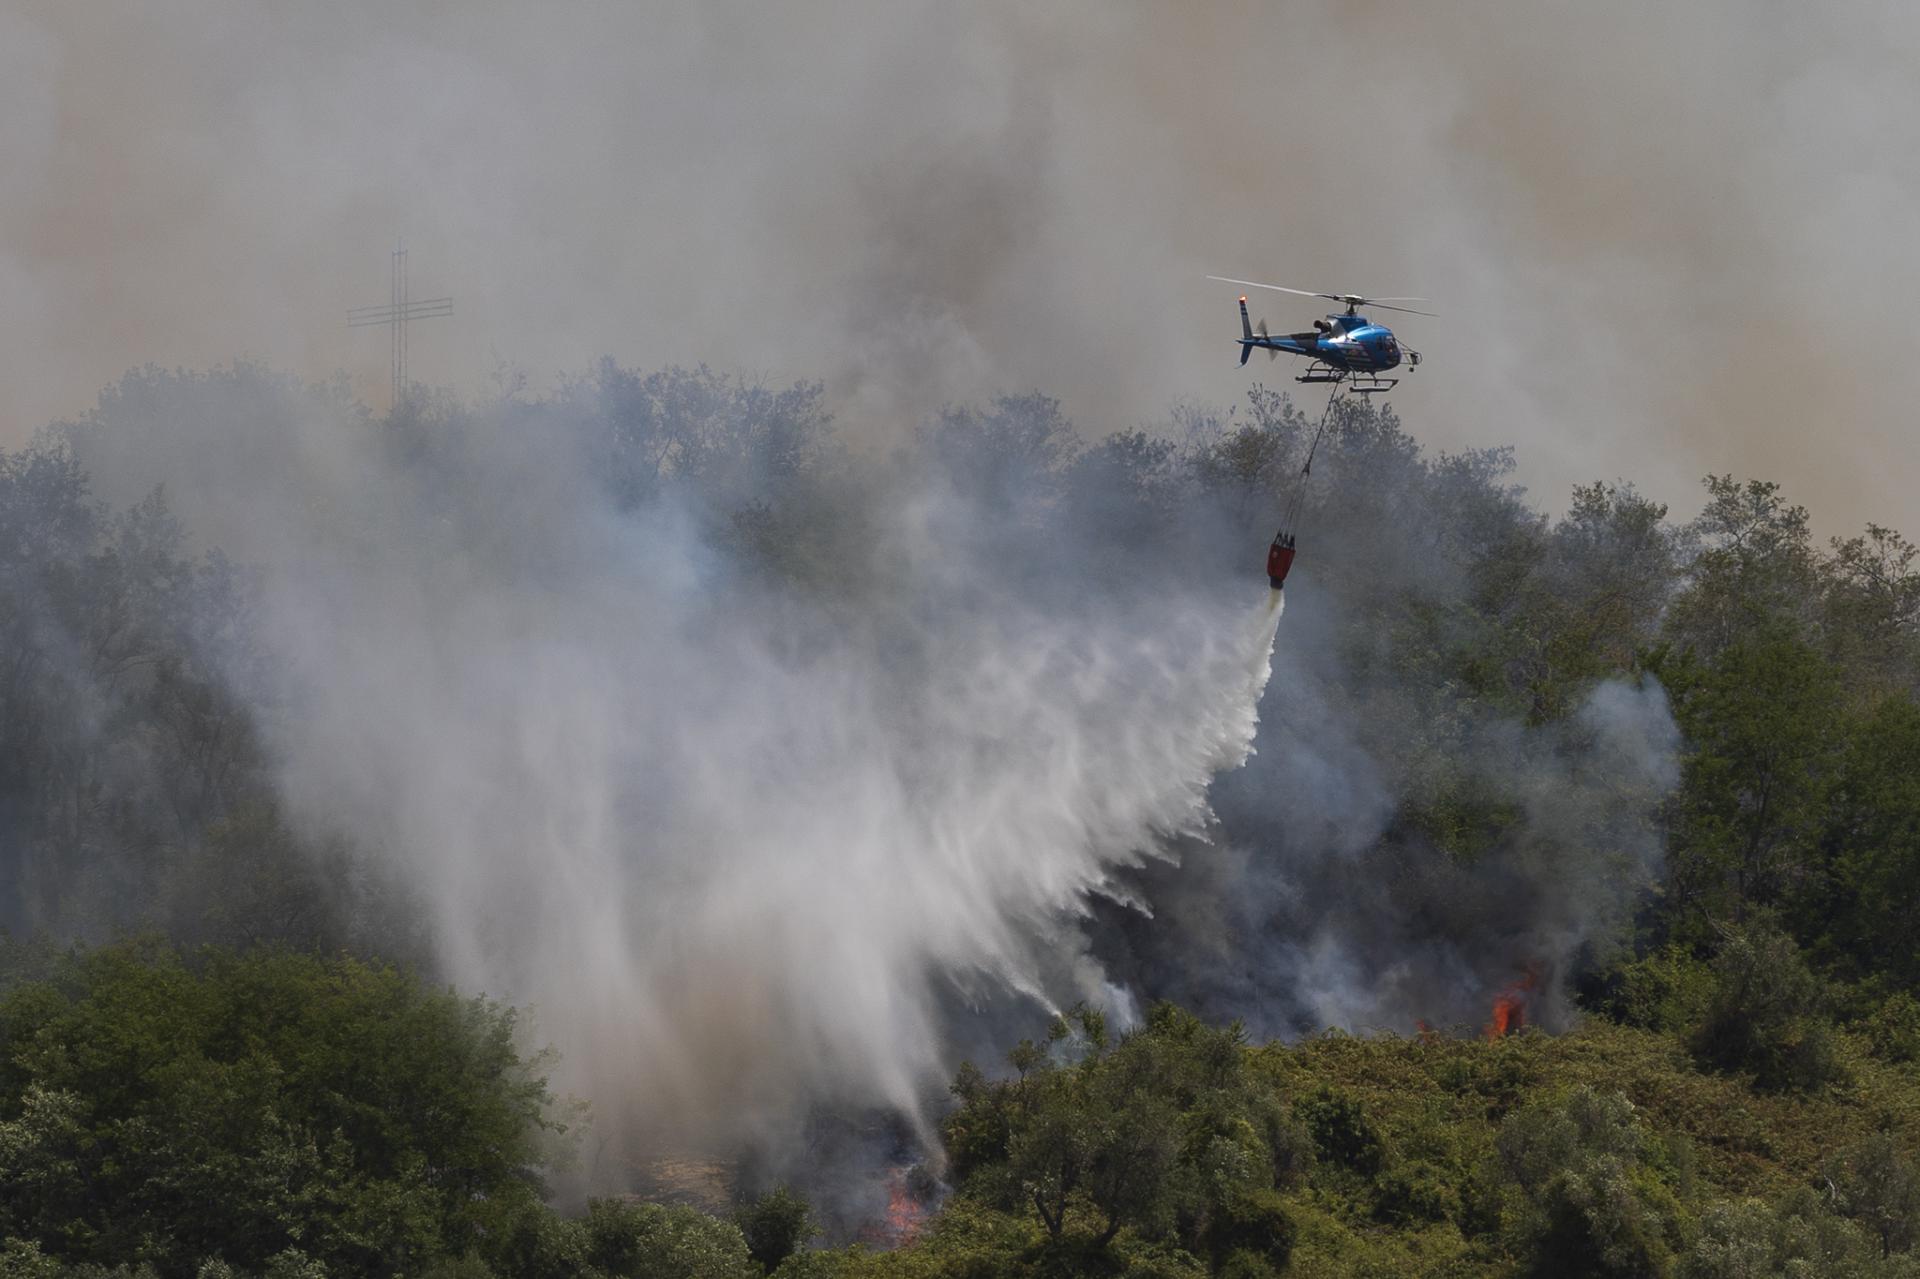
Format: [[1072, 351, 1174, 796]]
[[1096, 672, 1679, 1039], [43, 363, 1687, 1210], [1090, 396, 1685, 1040], [5, 3, 1918, 536], [55, 368, 1286, 1177], [3, 0, 1866, 1217]]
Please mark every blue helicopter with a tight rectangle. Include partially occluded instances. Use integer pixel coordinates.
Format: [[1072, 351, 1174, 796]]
[[1208, 276, 1430, 393]]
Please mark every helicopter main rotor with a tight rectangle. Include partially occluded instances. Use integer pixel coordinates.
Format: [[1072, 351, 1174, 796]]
[[1207, 276, 1436, 318]]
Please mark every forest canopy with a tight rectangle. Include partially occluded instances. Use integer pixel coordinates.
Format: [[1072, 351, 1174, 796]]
[[2, 362, 1919, 1277]]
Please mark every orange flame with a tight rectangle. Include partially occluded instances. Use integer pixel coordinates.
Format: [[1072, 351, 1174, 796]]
[[885, 1170, 928, 1244], [1485, 968, 1540, 1040], [856, 1165, 932, 1250]]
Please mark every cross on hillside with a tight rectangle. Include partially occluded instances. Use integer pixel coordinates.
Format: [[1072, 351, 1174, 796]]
[[348, 240, 452, 412]]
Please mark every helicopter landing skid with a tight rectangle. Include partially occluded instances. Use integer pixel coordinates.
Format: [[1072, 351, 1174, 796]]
[[1295, 364, 1398, 394]]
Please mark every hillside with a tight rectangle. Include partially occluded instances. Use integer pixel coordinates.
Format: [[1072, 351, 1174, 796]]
[[2, 368, 1918, 1277]]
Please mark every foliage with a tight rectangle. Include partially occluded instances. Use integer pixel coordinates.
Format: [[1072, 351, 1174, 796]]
[[1593, 946, 1715, 1036], [579, 1200, 756, 1279], [0, 943, 558, 1277], [1692, 920, 1841, 1091], [1656, 632, 1843, 929], [1292, 1085, 1384, 1177], [734, 1187, 817, 1273], [908, 1013, 1920, 1278], [1828, 1134, 1920, 1259], [0, 434, 420, 962], [1808, 695, 1920, 987], [8, 369, 1920, 1276], [945, 1004, 1289, 1266], [1861, 992, 1920, 1065], [1678, 1188, 1898, 1279], [1490, 1086, 1679, 1276]]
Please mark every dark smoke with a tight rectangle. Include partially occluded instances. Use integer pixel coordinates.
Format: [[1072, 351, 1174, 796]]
[[11, 363, 1680, 1208]]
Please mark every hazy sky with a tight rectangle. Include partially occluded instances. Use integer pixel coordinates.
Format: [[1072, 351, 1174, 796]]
[[6, 1, 1917, 532]]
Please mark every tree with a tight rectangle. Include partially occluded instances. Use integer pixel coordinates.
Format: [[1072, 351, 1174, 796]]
[[1680, 1188, 1890, 1279], [926, 393, 1079, 523], [732, 1187, 815, 1273], [1821, 524, 1920, 696], [1659, 630, 1843, 926], [1827, 1134, 1920, 1259], [1666, 475, 1819, 658], [1692, 921, 1839, 1091], [581, 1200, 757, 1279], [1806, 695, 1920, 985], [0, 943, 560, 1275], [1291, 1086, 1383, 1177], [944, 1005, 1282, 1262], [1492, 1087, 1679, 1278]]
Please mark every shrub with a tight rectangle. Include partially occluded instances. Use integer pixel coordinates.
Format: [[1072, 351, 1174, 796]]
[[1679, 1188, 1892, 1279], [1861, 991, 1920, 1065], [581, 1200, 756, 1279], [1493, 1088, 1678, 1278], [1693, 923, 1842, 1091], [1376, 1160, 1460, 1225], [1292, 1086, 1384, 1176], [1203, 1188, 1295, 1272], [1214, 1250, 1279, 1279], [0, 944, 556, 1276], [0, 1239, 62, 1279], [734, 1187, 815, 1273], [1827, 1134, 1920, 1258], [1603, 946, 1715, 1034]]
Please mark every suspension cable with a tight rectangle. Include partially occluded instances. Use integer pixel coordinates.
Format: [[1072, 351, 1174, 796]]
[[1281, 384, 1344, 537]]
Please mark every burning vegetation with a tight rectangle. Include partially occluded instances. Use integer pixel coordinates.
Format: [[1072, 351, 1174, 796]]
[[1486, 968, 1541, 1040], [858, 1165, 940, 1249], [4, 364, 1920, 1277]]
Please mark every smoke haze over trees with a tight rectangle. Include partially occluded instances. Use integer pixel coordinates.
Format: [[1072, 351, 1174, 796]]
[[2, 350, 1910, 1103], [1, 361, 1674, 1136], [6, 6, 1920, 1275], [3, 354, 1920, 1273], [6, 4, 1920, 539]]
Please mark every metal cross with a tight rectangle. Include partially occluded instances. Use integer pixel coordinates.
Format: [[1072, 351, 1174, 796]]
[[348, 240, 452, 411]]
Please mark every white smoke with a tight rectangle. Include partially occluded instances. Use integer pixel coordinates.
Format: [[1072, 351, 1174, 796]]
[[177, 394, 1290, 1156]]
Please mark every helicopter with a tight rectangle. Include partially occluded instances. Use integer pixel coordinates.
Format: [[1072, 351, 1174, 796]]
[[1208, 276, 1429, 393]]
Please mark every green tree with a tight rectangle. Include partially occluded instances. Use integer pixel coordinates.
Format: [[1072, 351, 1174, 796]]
[[580, 1200, 756, 1279], [1659, 630, 1842, 926], [1820, 524, 1920, 696], [944, 1005, 1279, 1261], [1666, 476, 1819, 658], [1291, 1085, 1384, 1177], [1492, 1087, 1680, 1278], [1680, 1188, 1891, 1279], [1808, 695, 1920, 984], [0, 943, 559, 1276], [1692, 921, 1839, 1091], [733, 1187, 815, 1273], [1828, 1134, 1920, 1259]]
